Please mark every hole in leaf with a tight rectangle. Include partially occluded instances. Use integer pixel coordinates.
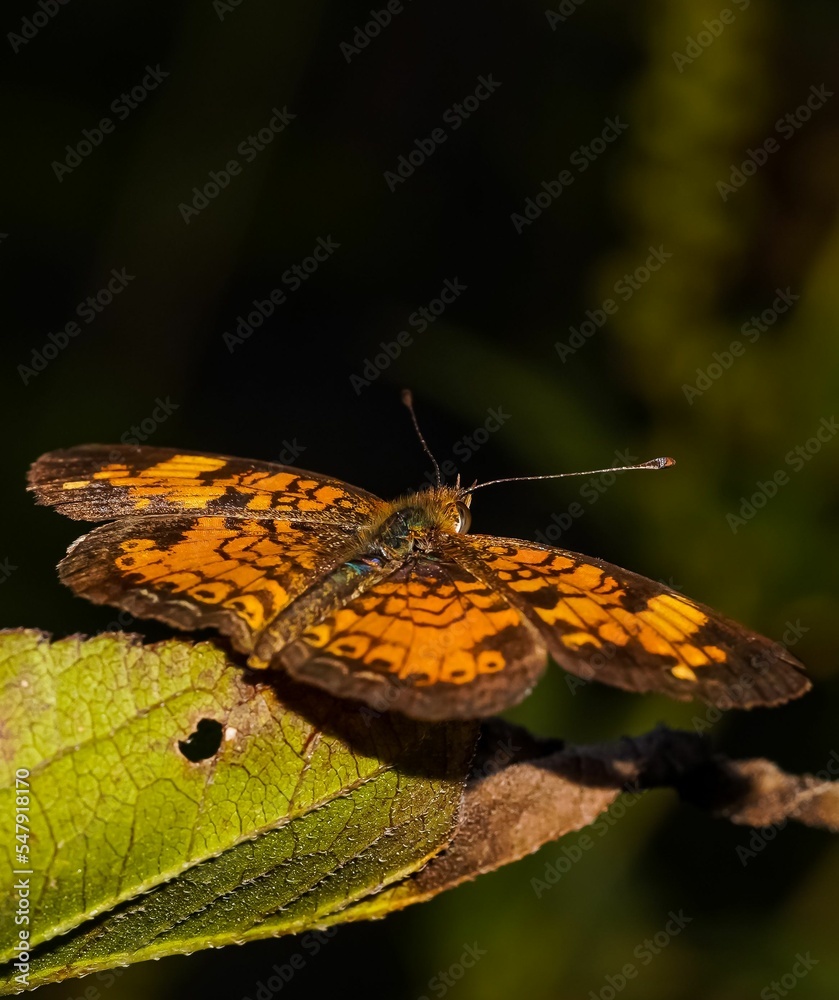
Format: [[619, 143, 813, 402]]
[[178, 718, 223, 761]]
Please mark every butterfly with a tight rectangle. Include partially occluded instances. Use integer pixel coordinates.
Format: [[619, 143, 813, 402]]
[[28, 423, 809, 720]]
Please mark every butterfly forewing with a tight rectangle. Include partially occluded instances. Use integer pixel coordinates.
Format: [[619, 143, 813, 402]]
[[28, 445, 384, 523], [453, 535, 810, 708], [28, 445, 386, 660]]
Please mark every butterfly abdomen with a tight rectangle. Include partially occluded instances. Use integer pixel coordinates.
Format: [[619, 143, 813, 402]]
[[250, 552, 391, 666]]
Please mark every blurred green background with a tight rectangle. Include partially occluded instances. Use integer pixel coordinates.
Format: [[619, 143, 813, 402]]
[[3, 0, 839, 996]]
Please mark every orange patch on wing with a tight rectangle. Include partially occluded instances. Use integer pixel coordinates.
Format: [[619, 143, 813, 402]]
[[224, 594, 269, 630], [507, 577, 546, 593], [314, 486, 346, 504], [560, 631, 604, 651], [365, 643, 407, 673], [671, 664, 698, 682], [648, 593, 708, 628], [564, 564, 605, 591], [327, 633, 373, 658], [139, 455, 227, 478], [294, 499, 324, 512], [477, 650, 506, 673], [439, 648, 477, 684], [93, 465, 130, 480]]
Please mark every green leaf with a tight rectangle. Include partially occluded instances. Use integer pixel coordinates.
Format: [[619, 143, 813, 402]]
[[0, 630, 478, 993]]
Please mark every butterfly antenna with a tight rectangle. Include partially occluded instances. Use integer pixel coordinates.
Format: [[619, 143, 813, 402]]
[[466, 456, 675, 494], [402, 389, 442, 488]]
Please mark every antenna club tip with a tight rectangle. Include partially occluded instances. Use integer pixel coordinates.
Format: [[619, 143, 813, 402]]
[[401, 389, 413, 406], [645, 456, 676, 470]]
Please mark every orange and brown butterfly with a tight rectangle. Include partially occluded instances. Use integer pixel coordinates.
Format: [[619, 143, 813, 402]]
[[27, 404, 809, 720]]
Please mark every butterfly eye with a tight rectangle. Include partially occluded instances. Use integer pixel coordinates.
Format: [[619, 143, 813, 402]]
[[449, 502, 471, 534]]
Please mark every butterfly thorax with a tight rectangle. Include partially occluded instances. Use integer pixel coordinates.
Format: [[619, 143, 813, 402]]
[[246, 486, 469, 660], [359, 486, 471, 558]]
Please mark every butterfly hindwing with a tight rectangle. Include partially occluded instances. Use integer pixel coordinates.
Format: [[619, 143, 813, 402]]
[[453, 535, 810, 709], [274, 558, 548, 721], [56, 514, 362, 656]]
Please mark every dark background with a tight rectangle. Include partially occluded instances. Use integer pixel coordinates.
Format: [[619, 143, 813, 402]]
[[4, 0, 839, 997]]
